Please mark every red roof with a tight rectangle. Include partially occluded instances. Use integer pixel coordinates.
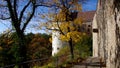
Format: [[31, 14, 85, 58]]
[[77, 11, 96, 22]]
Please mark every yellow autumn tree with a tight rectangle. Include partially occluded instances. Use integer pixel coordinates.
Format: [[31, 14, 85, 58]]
[[39, 0, 87, 59], [56, 8, 83, 59]]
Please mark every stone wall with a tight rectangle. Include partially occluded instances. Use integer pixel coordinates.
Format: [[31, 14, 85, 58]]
[[92, 0, 120, 68]]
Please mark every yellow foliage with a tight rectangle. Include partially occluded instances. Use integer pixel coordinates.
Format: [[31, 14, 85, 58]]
[[0, 46, 3, 51], [52, 23, 58, 28], [75, 4, 82, 11], [67, 31, 81, 43], [58, 18, 83, 43], [69, 25, 75, 31], [7, 41, 13, 45], [40, 0, 83, 44], [60, 34, 70, 41], [49, 37, 52, 43], [41, 15, 45, 19], [53, 0, 59, 3], [60, 22, 70, 32], [60, 31, 81, 43], [74, 18, 83, 25], [57, 11, 66, 21]]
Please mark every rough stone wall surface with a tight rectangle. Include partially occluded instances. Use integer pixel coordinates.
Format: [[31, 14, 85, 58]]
[[93, 0, 108, 60], [93, 0, 120, 68], [92, 14, 99, 57]]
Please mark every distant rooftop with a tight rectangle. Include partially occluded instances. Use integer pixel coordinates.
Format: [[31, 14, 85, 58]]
[[77, 11, 96, 22]]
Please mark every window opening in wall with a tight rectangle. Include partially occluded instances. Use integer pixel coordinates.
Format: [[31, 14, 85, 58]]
[[87, 29, 90, 32], [57, 47, 59, 50], [88, 25, 91, 27]]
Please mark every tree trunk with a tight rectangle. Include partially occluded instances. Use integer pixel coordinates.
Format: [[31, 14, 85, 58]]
[[15, 28, 28, 68], [93, 0, 120, 68], [68, 38, 74, 59]]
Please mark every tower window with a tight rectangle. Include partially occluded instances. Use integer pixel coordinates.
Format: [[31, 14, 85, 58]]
[[88, 25, 91, 27], [57, 47, 59, 50]]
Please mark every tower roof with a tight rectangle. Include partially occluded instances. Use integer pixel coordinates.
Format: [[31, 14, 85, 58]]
[[77, 11, 96, 22]]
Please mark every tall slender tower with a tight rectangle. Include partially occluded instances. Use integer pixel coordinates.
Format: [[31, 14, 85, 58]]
[[52, 30, 62, 56], [52, 27, 67, 56]]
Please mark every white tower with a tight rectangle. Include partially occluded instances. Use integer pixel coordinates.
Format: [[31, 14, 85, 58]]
[[52, 27, 68, 56], [52, 30, 62, 56]]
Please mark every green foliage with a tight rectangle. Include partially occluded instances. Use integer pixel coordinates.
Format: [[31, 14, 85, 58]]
[[42, 34, 92, 68], [40, 33, 51, 39], [0, 33, 52, 67], [26, 33, 52, 67], [74, 35, 92, 58], [56, 34, 92, 59], [0, 32, 92, 68], [39, 62, 55, 68], [0, 33, 14, 67], [56, 46, 70, 57]]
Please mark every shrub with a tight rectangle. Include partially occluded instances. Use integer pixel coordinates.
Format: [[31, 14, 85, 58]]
[[74, 35, 92, 58]]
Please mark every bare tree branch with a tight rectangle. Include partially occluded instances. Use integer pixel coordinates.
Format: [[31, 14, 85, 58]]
[[22, 3, 36, 32], [13, 0, 18, 21], [5, 0, 15, 22], [56, 20, 65, 35], [0, 16, 11, 20], [35, 3, 62, 8], [19, 1, 31, 23], [0, 4, 7, 7]]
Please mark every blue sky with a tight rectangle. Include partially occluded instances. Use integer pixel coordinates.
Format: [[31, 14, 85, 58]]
[[0, 20, 11, 33], [82, 0, 98, 11], [0, 0, 98, 34]]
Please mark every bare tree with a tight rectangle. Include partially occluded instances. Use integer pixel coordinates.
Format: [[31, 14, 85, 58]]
[[0, 0, 55, 67]]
